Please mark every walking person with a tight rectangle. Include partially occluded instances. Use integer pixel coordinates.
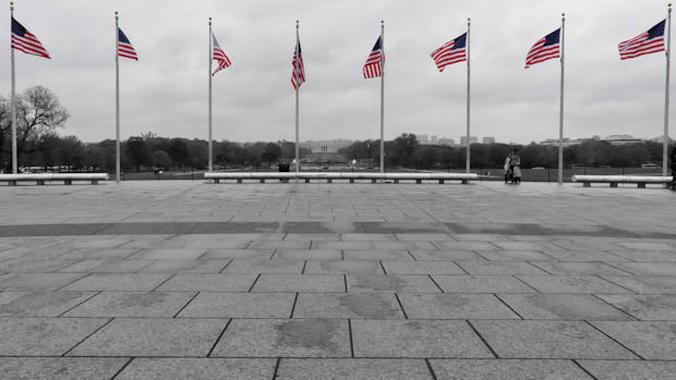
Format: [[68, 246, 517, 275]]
[[504, 152, 512, 183], [510, 148, 522, 184], [670, 147, 676, 186]]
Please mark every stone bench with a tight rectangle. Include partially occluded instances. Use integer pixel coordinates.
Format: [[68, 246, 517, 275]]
[[205, 172, 478, 184], [0, 173, 109, 186], [572, 174, 673, 189]]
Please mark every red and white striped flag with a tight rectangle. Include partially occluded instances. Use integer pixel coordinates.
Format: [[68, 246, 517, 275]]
[[363, 36, 384, 79], [11, 17, 50, 59], [117, 27, 138, 60], [618, 20, 666, 60], [291, 39, 305, 89], [212, 32, 232, 75], [431, 32, 467, 71], [525, 28, 560, 68]]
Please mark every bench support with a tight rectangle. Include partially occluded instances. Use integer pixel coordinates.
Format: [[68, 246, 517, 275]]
[[327, 178, 332, 183], [610, 182, 618, 188], [349, 178, 354, 183], [305, 178, 310, 183], [371, 178, 377, 184], [91, 180, 98, 185], [416, 179, 422, 184], [37, 180, 45, 186], [237, 179, 242, 184], [259, 178, 265, 183], [213, 179, 220, 184], [9, 180, 16, 186], [638, 183, 646, 189], [462, 179, 468, 185], [394, 179, 399, 184], [583, 182, 591, 188], [64, 179, 72, 185], [439, 179, 444, 184]]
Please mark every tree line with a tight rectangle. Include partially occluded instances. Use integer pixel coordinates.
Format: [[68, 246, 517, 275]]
[[0, 87, 670, 172]]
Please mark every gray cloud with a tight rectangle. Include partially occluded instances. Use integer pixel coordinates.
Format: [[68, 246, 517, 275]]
[[1, 0, 673, 144]]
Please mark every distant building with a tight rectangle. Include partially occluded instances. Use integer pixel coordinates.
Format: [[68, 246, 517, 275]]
[[417, 134, 429, 144], [604, 135, 642, 145], [430, 135, 438, 145], [482, 137, 496, 144], [438, 138, 455, 146], [460, 136, 478, 145]]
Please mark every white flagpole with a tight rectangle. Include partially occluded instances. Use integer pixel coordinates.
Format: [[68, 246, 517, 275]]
[[664, 4, 672, 177], [295, 20, 300, 177], [558, 13, 566, 185], [208, 17, 213, 172], [115, 11, 120, 183], [466, 17, 471, 173], [380, 20, 385, 174], [10, 2, 17, 174]]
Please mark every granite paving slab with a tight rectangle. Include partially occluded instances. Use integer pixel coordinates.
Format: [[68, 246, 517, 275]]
[[578, 360, 676, 380], [429, 359, 592, 379], [140, 259, 229, 273], [116, 358, 276, 380], [381, 261, 464, 275], [63, 273, 171, 291], [303, 260, 385, 274], [471, 320, 638, 359], [0, 290, 95, 317], [596, 294, 676, 320], [0, 273, 84, 290], [63, 291, 196, 317], [516, 275, 634, 294], [351, 320, 492, 358], [177, 292, 295, 318], [252, 274, 345, 292], [599, 275, 676, 294], [211, 318, 350, 357], [432, 275, 537, 293], [456, 262, 549, 275], [156, 274, 258, 292], [0, 317, 109, 355], [69, 318, 227, 357], [614, 262, 676, 276], [498, 294, 635, 320], [398, 293, 520, 319], [591, 321, 676, 359], [0, 357, 129, 380], [293, 293, 405, 319], [408, 250, 485, 261], [223, 258, 305, 274], [276, 358, 433, 379], [346, 274, 440, 293]]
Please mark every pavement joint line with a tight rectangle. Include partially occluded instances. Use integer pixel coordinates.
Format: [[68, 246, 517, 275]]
[[340, 249, 345, 261], [394, 293, 409, 319], [525, 261, 555, 275], [466, 320, 499, 359], [571, 359, 600, 380], [347, 318, 355, 358], [343, 274, 348, 293], [592, 274, 640, 295], [61, 317, 115, 357], [53, 272, 93, 291], [268, 249, 278, 260], [493, 293, 525, 320], [289, 292, 299, 318], [109, 357, 134, 380], [243, 240, 253, 249], [427, 275, 445, 293], [301, 260, 307, 274], [379, 261, 388, 274], [172, 291, 200, 318], [583, 320, 645, 360], [424, 358, 439, 380], [512, 275, 543, 293], [271, 357, 281, 380], [406, 250, 417, 261], [603, 262, 640, 276], [150, 273, 177, 292], [206, 318, 232, 358], [471, 250, 491, 262], [248, 274, 262, 292], [217, 259, 234, 274], [56, 290, 102, 317], [452, 261, 471, 275], [589, 293, 641, 321]]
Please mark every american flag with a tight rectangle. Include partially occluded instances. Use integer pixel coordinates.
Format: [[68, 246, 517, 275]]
[[525, 28, 560, 68], [291, 39, 305, 89], [363, 36, 384, 79], [431, 32, 467, 71], [618, 20, 665, 60], [117, 28, 138, 60], [212, 32, 232, 75], [11, 17, 50, 59]]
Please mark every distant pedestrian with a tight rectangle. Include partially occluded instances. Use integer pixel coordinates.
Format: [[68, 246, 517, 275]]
[[510, 149, 522, 184], [503, 153, 512, 183], [671, 147, 676, 185]]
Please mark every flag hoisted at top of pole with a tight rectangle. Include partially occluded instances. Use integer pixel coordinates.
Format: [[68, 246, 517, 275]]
[[525, 28, 560, 69], [362, 21, 386, 173], [292, 21, 304, 177], [618, 20, 666, 60], [115, 13, 137, 183], [619, 7, 671, 177], [211, 31, 232, 76], [430, 32, 467, 71], [10, 3, 50, 174], [525, 17, 565, 185]]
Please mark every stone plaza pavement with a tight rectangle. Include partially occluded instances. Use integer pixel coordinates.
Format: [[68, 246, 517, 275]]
[[0, 180, 675, 379]]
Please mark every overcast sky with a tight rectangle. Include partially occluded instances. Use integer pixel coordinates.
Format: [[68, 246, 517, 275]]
[[2, 0, 674, 144]]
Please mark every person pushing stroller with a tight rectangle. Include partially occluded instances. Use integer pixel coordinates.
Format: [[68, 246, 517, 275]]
[[504, 149, 522, 184]]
